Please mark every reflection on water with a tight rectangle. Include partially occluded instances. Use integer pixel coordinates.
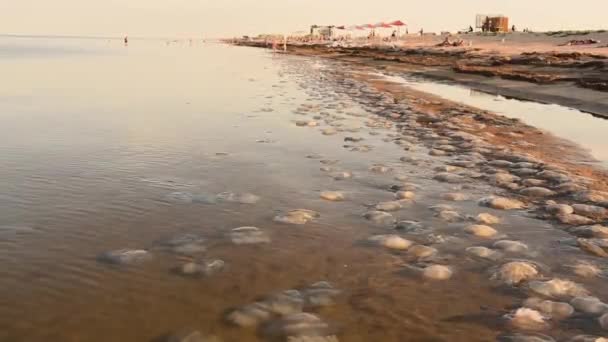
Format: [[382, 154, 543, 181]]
[[1, 37, 607, 342], [383, 74, 608, 167]]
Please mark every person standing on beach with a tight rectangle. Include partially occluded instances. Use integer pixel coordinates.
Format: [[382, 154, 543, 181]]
[[419, 28, 424, 36], [124, 36, 128, 46]]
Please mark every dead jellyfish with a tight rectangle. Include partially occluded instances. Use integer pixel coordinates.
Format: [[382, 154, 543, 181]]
[[394, 175, 409, 182], [570, 225, 608, 239], [287, 336, 339, 342], [557, 214, 595, 226], [363, 211, 396, 226], [441, 193, 469, 201], [229, 227, 271, 245], [479, 196, 525, 210], [520, 187, 556, 198], [466, 246, 501, 260], [320, 191, 345, 202], [569, 336, 608, 342], [179, 259, 225, 277], [216, 192, 261, 204], [568, 261, 603, 278], [523, 297, 574, 320], [435, 210, 462, 222], [395, 191, 415, 200], [166, 191, 194, 204], [497, 333, 555, 342], [265, 313, 333, 339], [163, 234, 206, 255], [572, 204, 607, 219], [332, 171, 352, 180], [395, 221, 427, 234], [226, 302, 273, 327], [428, 204, 455, 212], [302, 282, 342, 308], [465, 224, 498, 238], [274, 209, 320, 225], [600, 313, 608, 330], [261, 291, 305, 315], [433, 172, 466, 184], [476, 213, 501, 225], [369, 164, 392, 174], [97, 249, 152, 265], [493, 240, 529, 254], [570, 296, 608, 316], [422, 265, 453, 280], [504, 308, 549, 331], [528, 279, 589, 300], [165, 331, 221, 342], [321, 128, 337, 136], [368, 235, 413, 250], [545, 203, 574, 216], [407, 245, 438, 259], [492, 261, 539, 286], [375, 201, 403, 212]]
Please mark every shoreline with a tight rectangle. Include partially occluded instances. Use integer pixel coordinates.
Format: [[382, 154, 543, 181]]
[[231, 35, 608, 117]]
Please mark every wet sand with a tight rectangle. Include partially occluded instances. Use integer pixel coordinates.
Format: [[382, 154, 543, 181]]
[[2, 37, 608, 342]]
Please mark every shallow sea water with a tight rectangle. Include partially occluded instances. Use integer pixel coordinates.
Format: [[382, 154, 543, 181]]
[[0, 37, 607, 342]]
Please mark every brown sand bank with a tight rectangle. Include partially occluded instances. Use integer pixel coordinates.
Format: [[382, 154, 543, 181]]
[[233, 31, 608, 116]]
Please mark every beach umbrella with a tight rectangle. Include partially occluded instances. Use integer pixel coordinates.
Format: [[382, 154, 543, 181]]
[[389, 20, 406, 36]]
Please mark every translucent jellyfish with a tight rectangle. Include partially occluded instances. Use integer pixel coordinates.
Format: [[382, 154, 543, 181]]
[[98, 249, 151, 265], [395, 191, 415, 200], [226, 302, 273, 327], [504, 308, 549, 331], [422, 265, 453, 280], [528, 279, 589, 300], [568, 261, 603, 278], [497, 333, 556, 342], [433, 173, 466, 184], [493, 240, 529, 254], [407, 245, 438, 259], [179, 259, 225, 277], [320, 191, 345, 202], [166, 330, 221, 342], [476, 213, 501, 225], [523, 297, 574, 319], [229, 227, 271, 245], [600, 313, 608, 330], [466, 246, 501, 260], [163, 234, 206, 255], [261, 291, 305, 315], [368, 235, 413, 250], [570, 296, 608, 316], [375, 201, 403, 212], [302, 282, 341, 308], [274, 210, 320, 225], [441, 193, 469, 201], [492, 261, 539, 286], [369, 164, 392, 174], [363, 211, 396, 226], [520, 187, 555, 198], [216, 192, 261, 204], [465, 224, 498, 238], [479, 196, 525, 210], [265, 313, 332, 338]]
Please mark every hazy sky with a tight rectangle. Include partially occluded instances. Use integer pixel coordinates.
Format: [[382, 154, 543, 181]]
[[3, 0, 607, 38]]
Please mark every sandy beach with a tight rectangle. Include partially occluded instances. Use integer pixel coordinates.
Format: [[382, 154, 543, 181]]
[[234, 31, 608, 116]]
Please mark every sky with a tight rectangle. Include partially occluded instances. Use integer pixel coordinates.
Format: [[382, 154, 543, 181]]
[[3, 0, 607, 38]]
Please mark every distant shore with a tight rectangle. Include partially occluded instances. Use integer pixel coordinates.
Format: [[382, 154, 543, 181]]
[[230, 31, 608, 116]]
